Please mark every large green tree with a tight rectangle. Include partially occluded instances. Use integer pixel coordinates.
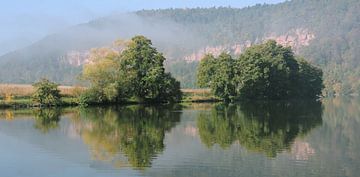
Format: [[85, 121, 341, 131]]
[[118, 36, 182, 102], [197, 40, 324, 101], [81, 36, 182, 104], [81, 47, 122, 104], [235, 40, 300, 99], [197, 53, 236, 101]]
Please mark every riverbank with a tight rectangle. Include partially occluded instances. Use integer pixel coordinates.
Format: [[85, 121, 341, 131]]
[[0, 84, 219, 109], [0, 97, 79, 109]]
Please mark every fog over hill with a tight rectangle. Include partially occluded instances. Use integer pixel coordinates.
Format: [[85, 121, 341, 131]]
[[0, 0, 359, 95]]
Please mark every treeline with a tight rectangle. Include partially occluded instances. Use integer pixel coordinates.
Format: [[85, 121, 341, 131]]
[[197, 41, 323, 101], [29, 38, 322, 107], [139, 0, 360, 95], [26, 36, 182, 107]]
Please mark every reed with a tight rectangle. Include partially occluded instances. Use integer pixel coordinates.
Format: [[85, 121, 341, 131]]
[[0, 84, 86, 98], [181, 89, 211, 94]]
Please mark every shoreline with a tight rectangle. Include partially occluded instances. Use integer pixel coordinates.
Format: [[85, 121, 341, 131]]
[[0, 95, 221, 110]]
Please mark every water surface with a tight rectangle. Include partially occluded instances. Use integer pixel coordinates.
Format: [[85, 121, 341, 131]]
[[0, 98, 359, 177]]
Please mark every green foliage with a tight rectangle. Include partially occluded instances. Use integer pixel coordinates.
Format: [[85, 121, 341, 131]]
[[32, 79, 62, 106], [296, 58, 324, 98], [118, 36, 182, 102], [197, 54, 216, 88], [197, 41, 324, 100], [236, 40, 305, 99], [81, 36, 182, 105], [78, 88, 106, 106], [197, 53, 236, 101], [81, 47, 124, 104], [197, 100, 323, 157]]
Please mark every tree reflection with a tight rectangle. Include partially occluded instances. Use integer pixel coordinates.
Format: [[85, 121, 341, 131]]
[[33, 109, 61, 133], [73, 105, 181, 169], [197, 100, 323, 157]]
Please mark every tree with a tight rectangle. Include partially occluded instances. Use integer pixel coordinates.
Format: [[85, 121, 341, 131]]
[[197, 53, 236, 101], [197, 40, 324, 100], [118, 35, 182, 102], [235, 40, 300, 99], [32, 79, 61, 106], [81, 46, 125, 104], [81, 36, 182, 104], [296, 58, 324, 98], [197, 54, 217, 88]]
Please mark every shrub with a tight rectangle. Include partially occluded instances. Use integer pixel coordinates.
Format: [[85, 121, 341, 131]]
[[78, 88, 106, 106], [32, 79, 61, 106]]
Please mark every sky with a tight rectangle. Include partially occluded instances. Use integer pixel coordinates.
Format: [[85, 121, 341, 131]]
[[0, 0, 285, 55]]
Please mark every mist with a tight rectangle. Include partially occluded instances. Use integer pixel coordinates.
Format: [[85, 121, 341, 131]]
[[1, 12, 205, 59], [0, 12, 206, 84]]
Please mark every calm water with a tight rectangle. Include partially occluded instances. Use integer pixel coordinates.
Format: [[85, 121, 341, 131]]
[[0, 98, 359, 177]]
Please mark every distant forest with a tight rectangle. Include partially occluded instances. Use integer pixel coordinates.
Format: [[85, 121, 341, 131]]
[[142, 0, 360, 95], [0, 0, 359, 96]]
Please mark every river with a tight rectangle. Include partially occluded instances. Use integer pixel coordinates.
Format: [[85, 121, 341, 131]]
[[0, 98, 359, 177]]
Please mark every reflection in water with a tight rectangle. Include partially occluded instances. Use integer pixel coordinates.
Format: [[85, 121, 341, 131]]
[[1, 99, 360, 176], [309, 98, 360, 177], [290, 140, 315, 160], [33, 109, 61, 134], [197, 100, 323, 157], [71, 105, 181, 169]]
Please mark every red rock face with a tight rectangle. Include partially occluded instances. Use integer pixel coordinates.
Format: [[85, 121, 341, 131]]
[[62, 28, 315, 66], [185, 28, 315, 62], [60, 50, 91, 66], [60, 45, 126, 67], [265, 28, 315, 52]]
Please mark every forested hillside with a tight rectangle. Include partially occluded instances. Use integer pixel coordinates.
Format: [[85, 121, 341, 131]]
[[0, 0, 359, 95]]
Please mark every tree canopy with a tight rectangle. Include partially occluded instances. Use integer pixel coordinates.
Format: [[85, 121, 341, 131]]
[[81, 36, 182, 105], [197, 41, 324, 101]]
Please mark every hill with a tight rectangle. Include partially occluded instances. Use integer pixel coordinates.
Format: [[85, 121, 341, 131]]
[[0, 0, 359, 95]]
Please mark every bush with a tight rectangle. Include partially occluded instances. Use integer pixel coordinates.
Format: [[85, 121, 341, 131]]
[[78, 88, 106, 106], [32, 79, 61, 106]]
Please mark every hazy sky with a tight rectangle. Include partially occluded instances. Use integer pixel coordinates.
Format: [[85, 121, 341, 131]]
[[0, 0, 285, 55]]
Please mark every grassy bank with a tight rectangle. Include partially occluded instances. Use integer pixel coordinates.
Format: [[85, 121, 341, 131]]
[[181, 89, 219, 102], [0, 84, 218, 108], [0, 97, 79, 109], [0, 84, 84, 98]]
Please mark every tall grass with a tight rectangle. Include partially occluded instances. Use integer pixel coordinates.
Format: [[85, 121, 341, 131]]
[[181, 89, 211, 94], [0, 84, 214, 103], [0, 84, 86, 99]]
